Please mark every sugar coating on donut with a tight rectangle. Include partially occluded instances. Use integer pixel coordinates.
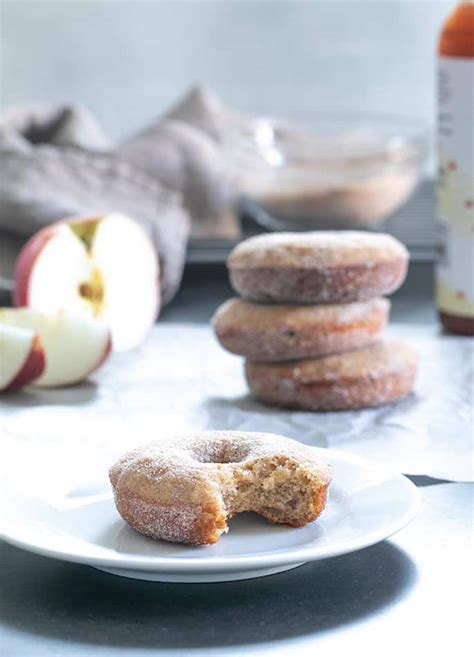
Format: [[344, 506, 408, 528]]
[[213, 297, 390, 361], [230, 261, 408, 304], [228, 231, 409, 269], [227, 231, 409, 303], [110, 431, 331, 545], [213, 296, 389, 330], [252, 339, 418, 382], [245, 339, 418, 411]]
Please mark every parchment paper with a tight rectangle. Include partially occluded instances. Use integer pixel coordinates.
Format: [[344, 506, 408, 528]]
[[1, 323, 473, 493]]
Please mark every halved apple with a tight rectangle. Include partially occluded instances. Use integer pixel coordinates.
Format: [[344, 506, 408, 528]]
[[0, 323, 46, 391], [0, 309, 111, 387], [14, 213, 160, 351]]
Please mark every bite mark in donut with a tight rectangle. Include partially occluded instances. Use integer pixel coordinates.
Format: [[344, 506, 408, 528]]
[[110, 431, 331, 545]]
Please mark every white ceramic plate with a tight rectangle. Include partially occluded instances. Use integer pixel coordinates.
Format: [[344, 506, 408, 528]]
[[0, 449, 419, 582]]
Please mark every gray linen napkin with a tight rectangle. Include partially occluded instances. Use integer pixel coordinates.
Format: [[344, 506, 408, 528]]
[[0, 105, 189, 304], [120, 87, 241, 239], [0, 104, 112, 151], [164, 85, 242, 141], [120, 120, 234, 235], [0, 89, 244, 303]]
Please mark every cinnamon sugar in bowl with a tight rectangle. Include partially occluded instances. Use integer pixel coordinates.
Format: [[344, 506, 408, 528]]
[[225, 114, 427, 230]]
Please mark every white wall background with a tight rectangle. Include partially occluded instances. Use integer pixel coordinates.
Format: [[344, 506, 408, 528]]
[[0, 0, 456, 142]]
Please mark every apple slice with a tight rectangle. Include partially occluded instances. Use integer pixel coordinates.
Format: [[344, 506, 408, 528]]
[[0, 324, 46, 391], [0, 309, 111, 387], [14, 213, 160, 351]]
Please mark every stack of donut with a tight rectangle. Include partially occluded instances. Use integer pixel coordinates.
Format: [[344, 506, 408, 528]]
[[212, 231, 418, 411]]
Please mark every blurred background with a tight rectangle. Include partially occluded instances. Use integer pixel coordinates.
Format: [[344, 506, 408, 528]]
[[0, 0, 463, 318], [1, 0, 455, 167]]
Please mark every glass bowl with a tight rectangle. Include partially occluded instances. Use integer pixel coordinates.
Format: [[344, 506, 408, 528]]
[[223, 114, 428, 231]]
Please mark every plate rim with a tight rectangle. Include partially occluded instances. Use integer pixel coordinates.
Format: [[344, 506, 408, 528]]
[[0, 448, 420, 573]]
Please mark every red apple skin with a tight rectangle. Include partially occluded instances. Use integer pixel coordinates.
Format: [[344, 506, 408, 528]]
[[13, 215, 103, 308], [4, 335, 46, 391], [14, 225, 57, 307], [14, 214, 160, 350]]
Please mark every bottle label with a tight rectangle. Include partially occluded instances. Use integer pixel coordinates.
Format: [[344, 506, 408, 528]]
[[437, 56, 474, 318]]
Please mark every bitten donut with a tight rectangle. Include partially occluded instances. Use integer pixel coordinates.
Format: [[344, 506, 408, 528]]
[[109, 431, 331, 545], [213, 297, 390, 362], [228, 231, 409, 304], [245, 339, 418, 411]]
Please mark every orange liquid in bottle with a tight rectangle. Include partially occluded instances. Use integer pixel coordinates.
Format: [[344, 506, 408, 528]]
[[437, 2, 474, 335], [439, 1, 474, 57]]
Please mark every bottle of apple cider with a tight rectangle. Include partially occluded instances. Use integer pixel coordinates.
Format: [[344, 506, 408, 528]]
[[436, 1, 474, 335]]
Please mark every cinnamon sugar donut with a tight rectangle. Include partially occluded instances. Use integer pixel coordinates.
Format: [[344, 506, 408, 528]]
[[228, 231, 408, 304], [245, 339, 418, 411], [109, 431, 331, 545], [213, 297, 390, 362]]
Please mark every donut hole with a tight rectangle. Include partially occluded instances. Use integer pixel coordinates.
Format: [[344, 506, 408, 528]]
[[225, 456, 319, 525], [190, 441, 251, 465]]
